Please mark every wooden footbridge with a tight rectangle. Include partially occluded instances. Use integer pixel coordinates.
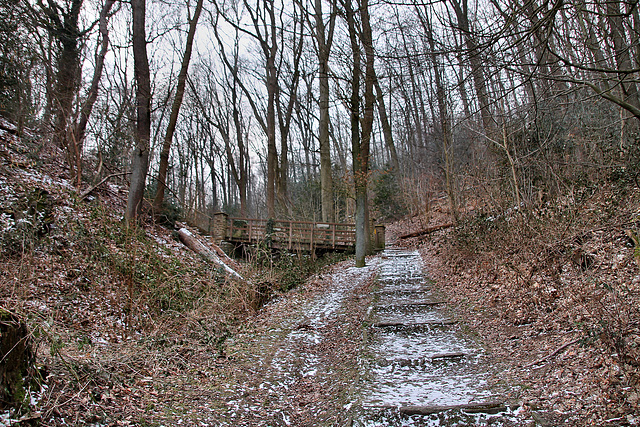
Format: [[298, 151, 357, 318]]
[[193, 212, 385, 252]]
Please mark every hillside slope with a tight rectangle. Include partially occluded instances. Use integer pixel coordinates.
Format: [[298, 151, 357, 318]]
[[0, 122, 257, 425], [388, 185, 640, 425]]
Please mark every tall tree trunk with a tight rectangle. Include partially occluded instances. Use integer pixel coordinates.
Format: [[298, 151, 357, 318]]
[[263, 0, 278, 218], [275, 2, 304, 215], [342, 0, 364, 266], [359, 0, 375, 255], [449, 0, 493, 136], [343, 0, 373, 266], [125, 0, 152, 224], [47, 0, 84, 184], [315, 0, 337, 222], [373, 76, 399, 172], [214, 0, 278, 217], [233, 86, 249, 217], [153, 0, 204, 212]]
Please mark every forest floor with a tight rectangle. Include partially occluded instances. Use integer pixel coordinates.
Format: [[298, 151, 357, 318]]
[[1, 121, 639, 426]]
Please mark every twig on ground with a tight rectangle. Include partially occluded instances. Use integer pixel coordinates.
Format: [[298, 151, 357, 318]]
[[524, 338, 580, 369]]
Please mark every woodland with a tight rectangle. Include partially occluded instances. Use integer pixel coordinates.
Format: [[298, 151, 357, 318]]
[[1, 0, 640, 424]]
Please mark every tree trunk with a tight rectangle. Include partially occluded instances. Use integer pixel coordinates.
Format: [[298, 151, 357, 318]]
[[232, 84, 249, 216], [343, 0, 367, 267], [48, 0, 84, 184], [275, 3, 304, 215], [153, 0, 204, 212], [449, 0, 493, 135], [315, 0, 337, 222], [359, 0, 375, 255], [265, 0, 278, 218], [72, 0, 116, 188], [374, 76, 399, 173], [125, 0, 152, 224]]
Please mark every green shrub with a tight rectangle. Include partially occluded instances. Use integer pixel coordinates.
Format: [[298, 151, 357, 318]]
[[373, 169, 406, 220], [155, 199, 182, 229], [0, 188, 53, 257]]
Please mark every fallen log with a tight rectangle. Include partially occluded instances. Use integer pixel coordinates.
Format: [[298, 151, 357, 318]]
[[206, 238, 243, 272], [79, 172, 128, 200], [399, 223, 454, 239], [178, 228, 244, 282], [430, 351, 468, 360]]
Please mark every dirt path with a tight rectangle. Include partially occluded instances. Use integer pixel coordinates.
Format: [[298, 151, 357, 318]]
[[161, 249, 529, 426]]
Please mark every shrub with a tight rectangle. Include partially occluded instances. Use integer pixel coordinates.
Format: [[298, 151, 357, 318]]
[[0, 188, 53, 257], [373, 169, 406, 220]]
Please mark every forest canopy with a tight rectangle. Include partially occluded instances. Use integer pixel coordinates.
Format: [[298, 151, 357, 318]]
[[1, 0, 639, 228]]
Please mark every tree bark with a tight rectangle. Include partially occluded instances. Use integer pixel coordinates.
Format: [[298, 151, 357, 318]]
[[125, 0, 152, 224], [359, 0, 375, 256], [343, 0, 369, 267], [275, 2, 304, 215], [264, 0, 278, 218], [43, 0, 84, 184]]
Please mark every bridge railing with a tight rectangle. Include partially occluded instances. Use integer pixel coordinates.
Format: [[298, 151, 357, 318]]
[[227, 217, 356, 250]]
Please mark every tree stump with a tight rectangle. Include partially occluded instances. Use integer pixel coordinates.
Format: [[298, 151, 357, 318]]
[[0, 310, 35, 410]]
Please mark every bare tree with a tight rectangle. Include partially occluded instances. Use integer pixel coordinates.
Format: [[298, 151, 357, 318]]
[[153, 0, 204, 212], [310, 0, 337, 222], [275, 0, 305, 213], [449, 0, 494, 135], [30, 0, 86, 184], [125, 0, 152, 224], [72, 0, 117, 188], [340, 0, 374, 266]]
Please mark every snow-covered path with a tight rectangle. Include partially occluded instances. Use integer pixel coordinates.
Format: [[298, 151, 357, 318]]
[[174, 250, 522, 426], [355, 249, 520, 425]]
